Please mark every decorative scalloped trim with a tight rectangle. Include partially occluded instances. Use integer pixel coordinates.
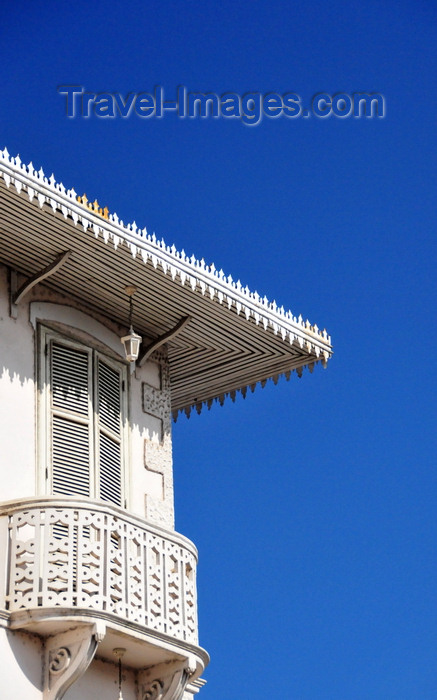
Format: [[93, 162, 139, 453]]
[[171, 359, 323, 421], [0, 148, 332, 353], [0, 147, 333, 416]]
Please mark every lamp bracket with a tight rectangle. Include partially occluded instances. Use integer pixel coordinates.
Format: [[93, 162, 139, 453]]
[[124, 285, 137, 296], [137, 315, 191, 367]]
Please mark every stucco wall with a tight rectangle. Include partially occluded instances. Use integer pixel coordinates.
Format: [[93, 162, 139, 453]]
[[0, 266, 36, 500], [66, 656, 137, 700], [0, 628, 42, 699]]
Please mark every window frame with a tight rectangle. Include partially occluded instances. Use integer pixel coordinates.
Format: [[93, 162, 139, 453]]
[[37, 324, 129, 507]]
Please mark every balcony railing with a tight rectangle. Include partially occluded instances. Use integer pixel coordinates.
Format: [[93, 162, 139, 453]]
[[1, 497, 198, 644]]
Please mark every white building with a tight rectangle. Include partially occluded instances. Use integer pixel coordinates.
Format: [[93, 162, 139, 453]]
[[0, 148, 332, 700]]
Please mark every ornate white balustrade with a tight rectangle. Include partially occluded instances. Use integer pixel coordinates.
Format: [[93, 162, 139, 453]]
[[1, 497, 198, 645]]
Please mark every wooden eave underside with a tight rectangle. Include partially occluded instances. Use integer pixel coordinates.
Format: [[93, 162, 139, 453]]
[[0, 167, 332, 416]]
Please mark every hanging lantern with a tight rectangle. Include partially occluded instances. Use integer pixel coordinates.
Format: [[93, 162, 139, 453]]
[[121, 326, 142, 362], [121, 286, 142, 362]]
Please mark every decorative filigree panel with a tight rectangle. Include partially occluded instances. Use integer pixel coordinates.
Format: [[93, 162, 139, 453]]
[[5, 502, 198, 644]]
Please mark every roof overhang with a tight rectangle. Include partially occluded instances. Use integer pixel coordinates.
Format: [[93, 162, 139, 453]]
[[0, 148, 332, 417]]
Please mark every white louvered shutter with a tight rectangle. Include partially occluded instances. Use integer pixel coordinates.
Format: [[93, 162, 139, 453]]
[[96, 357, 123, 507], [50, 341, 93, 497]]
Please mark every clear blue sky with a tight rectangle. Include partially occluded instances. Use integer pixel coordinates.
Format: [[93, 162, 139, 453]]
[[2, 2, 437, 697]]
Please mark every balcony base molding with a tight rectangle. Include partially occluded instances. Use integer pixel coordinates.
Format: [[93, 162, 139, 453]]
[[1, 610, 207, 699], [0, 609, 9, 627], [7, 607, 208, 676], [44, 622, 105, 700], [0, 497, 209, 696]]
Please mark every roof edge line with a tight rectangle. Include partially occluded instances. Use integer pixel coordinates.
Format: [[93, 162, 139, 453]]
[[0, 149, 332, 355]]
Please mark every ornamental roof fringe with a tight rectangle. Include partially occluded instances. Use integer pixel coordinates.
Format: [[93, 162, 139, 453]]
[[0, 147, 332, 417]]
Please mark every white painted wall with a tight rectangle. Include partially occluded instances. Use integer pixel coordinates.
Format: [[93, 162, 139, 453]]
[[0, 267, 36, 500], [0, 629, 203, 700], [0, 263, 175, 528], [66, 657, 137, 700], [67, 658, 204, 700], [0, 628, 42, 699], [0, 261, 195, 698]]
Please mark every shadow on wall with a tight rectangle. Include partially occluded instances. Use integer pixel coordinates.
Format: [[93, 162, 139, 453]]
[[1, 365, 32, 389], [0, 282, 171, 442], [6, 629, 43, 690], [64, 656, 137, 700]]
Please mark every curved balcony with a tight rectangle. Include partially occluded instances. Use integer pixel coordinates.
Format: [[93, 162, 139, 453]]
[[0, 497, 208, 675]]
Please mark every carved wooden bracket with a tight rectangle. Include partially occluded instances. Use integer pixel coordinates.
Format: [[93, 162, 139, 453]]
[[137, 657, 197, 700], [137, 315, 191, 367], [43, 622, 105, 700], [9, 250, 72, 318]]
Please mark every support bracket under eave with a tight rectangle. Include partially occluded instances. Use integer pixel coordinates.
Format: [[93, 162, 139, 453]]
[[9, 250, 72, 318], [137, 315, 191, 366]]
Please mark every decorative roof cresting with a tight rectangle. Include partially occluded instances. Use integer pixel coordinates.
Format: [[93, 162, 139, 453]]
[[0, 147, 332, 366]]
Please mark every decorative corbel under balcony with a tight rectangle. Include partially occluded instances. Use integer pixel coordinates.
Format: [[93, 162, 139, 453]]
[[0, 497, 208, 696], [44, 622, 105, 700]]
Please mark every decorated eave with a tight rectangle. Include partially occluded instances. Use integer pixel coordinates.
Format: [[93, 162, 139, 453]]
[[0, 148, 332, 418]]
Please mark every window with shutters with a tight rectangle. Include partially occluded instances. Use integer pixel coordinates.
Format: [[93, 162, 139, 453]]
[[38, 326, 128, 507]]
